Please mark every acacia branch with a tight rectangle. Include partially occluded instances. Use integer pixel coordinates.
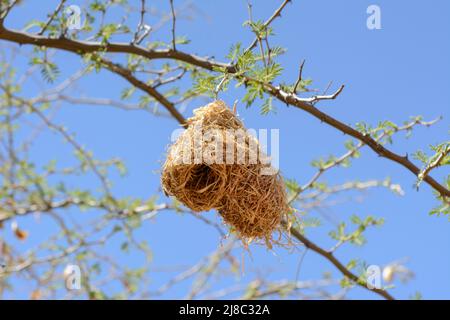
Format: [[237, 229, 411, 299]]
[[33, 93, 170, 116], [38, 0, 66, 35], [0, 43, 389, 300], [0, 0, 20, 20], [1, 22, 444, 198], [4, 2, 444, 299], [95, 56, 187, 126], [306, 84, 345, 103], [418, 145, 449, 183], [287, 222, 394, 300], [169, 0, 176, 50], [0, 24, 235, 72], [293, 59, 306, 93], [243, 0, 292, 54], [30, 60, 393, 299], [244, 78, 449, 199], [133, 0, 148, 44], [1, 85, 115, 199]]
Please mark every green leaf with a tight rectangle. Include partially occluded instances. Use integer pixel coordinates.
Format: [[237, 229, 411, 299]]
[[40, 62, 60, 83], [121, 87, 135, 100]]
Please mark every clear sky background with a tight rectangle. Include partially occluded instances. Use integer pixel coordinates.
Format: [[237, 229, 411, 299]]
[[2, 0, 450, 299]]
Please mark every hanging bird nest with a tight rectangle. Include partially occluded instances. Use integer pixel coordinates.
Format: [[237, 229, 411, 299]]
[[161, 100, 290, 245]]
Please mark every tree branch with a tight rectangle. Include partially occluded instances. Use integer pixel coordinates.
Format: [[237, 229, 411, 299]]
[[87, 59, 396, 299], [38, 0, 66, 35], [169, 0, 176, 50], [0, 24, 235, 72], [95, 56, 187, 126], [286, 222, 394, 300], [243, 0, 292, 55], [0, 21, 447, 199], [4, 2, 446, 300], [246, 78, 449, 199]]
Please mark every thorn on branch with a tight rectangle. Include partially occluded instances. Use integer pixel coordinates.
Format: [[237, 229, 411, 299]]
[[306, 84, 345, 103]]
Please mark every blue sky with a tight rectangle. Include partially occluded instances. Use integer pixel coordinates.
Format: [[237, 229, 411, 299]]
[[2, 0, 449, 299]]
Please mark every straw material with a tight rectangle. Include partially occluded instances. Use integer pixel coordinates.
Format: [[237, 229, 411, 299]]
[[218, 164, 289, 244], [161, 100, 289, 245]]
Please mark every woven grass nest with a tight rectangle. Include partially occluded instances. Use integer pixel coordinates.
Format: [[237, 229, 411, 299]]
[[161, 100, 290, 246]]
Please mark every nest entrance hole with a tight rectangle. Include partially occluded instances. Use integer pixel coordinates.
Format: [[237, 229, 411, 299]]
[[186, 164, 218, 193]]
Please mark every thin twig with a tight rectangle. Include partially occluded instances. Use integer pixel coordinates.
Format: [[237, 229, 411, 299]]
[[247, 1, 267, 67], [307, 84, 345, 103], [38, 0, 67, 35], [293, 59, 305, 93], [243, 0, 291, 55], [133, 0, 146, 43], [169, 0, 176, 50], [285, 221, 394, 300]]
